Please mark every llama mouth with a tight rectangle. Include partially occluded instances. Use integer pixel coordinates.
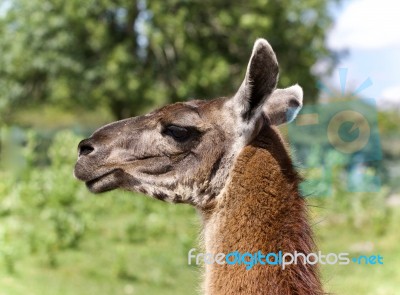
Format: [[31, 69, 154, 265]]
[[85, 169, 121, 193]]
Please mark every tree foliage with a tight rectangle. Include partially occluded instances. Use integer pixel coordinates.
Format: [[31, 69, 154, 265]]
[[0, 0, 340, 120]]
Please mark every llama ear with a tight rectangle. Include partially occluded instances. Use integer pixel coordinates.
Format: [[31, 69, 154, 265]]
[[232, 38, 279, 122], [263, 84, 303, 126]]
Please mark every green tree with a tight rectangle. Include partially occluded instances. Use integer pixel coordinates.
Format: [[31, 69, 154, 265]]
[[0, 0, 340, 120]]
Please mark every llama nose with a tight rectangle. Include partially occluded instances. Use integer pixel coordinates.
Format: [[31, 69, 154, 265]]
[[78, 139, 95, 156]]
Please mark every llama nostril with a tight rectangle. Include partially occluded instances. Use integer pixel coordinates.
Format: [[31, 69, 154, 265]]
[[79, 144, 94, 156], [78, 140, 95, 156]]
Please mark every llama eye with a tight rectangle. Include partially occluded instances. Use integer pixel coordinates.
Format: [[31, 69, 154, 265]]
[[164, 125, 191, 141]]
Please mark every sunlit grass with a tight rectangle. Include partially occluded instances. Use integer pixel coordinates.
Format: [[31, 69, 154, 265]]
[[1, 191, 399, 295], [313, 200, 400, 295], [0, 192, 201, 295]]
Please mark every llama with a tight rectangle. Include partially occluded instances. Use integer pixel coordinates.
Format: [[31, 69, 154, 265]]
[[74, 38, 323, 295]]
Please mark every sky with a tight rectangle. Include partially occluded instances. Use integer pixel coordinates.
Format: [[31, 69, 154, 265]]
[[326, 0, 400, 109]]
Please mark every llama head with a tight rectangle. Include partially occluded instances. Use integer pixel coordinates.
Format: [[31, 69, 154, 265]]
[[74, 38, 303, 208]]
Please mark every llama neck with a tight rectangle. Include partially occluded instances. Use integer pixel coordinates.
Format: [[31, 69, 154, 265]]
[[200, 126, 323, 295]]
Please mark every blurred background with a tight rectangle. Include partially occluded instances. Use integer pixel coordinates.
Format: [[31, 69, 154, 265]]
[[1, 0, 399, 294]]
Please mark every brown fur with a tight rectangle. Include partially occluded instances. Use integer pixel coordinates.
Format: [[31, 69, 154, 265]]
[[201, 124, 323, 294]]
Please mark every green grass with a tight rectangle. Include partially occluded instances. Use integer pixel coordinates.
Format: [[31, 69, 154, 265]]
[[315, 206, 400, 295], [1, 192, 399, 295], [0, 193, 201, 295]]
